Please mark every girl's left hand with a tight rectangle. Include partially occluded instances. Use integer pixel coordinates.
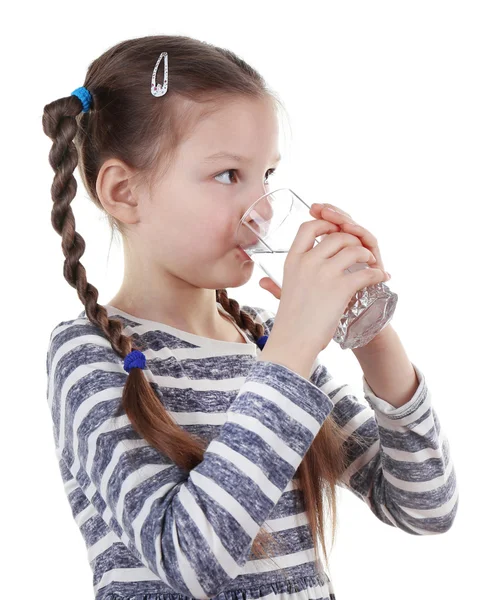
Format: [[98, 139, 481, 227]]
[[259, 203, 390, 300]]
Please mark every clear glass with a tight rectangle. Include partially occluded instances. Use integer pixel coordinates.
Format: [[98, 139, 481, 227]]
[[235, 187, 398, 350]]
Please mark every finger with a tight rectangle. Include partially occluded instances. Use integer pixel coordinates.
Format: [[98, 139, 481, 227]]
[[310, 204, 354, 220], [318, 226, 341, 241], [310, 231, 371, 261], [289, 219, 341, 255], [351, 265, 388, 289], [259, 277, 282, 299], [339, 222, 377, 252], [309, 206, 357, 230], [340, 222, 385, 271], [325, 204, 353, 219]]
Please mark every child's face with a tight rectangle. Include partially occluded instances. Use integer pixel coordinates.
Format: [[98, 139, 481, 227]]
[[130, 96, 282, 291]]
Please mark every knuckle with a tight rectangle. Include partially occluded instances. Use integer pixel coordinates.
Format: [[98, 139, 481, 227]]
[[357, 244, 372, 257], [340, 231, 362, 245], [350, 244, 366, 256]]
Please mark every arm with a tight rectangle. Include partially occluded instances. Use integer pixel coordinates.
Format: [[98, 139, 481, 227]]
[[310, 354, 459, 535], [246, 305, 459, 534], [46, 317, 335, 599], [351, 323, 420, 408]]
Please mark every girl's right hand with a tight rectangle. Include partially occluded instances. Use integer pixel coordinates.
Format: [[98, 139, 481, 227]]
[[271, 218, 388, 354]]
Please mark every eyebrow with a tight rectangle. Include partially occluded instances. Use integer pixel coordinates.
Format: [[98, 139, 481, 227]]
[[203, 151, 282, 164]]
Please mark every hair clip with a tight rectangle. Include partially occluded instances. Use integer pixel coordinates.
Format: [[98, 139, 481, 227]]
[[151, 52, 169, 97]]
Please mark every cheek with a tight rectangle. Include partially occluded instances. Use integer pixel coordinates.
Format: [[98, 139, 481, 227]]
[[203, 219, 238, 257], [143, 190, 237, 260], [181, 204, 237, 255], [164, 215, 234, 262]]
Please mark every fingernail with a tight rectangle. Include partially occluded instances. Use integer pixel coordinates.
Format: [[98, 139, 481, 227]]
[[385, 271, 391, 279]]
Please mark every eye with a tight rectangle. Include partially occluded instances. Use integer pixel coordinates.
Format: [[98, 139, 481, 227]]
[[214, 168, 277, 185]]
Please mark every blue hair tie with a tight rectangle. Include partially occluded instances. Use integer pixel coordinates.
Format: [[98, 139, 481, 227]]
[[71, 86, 93, 113], [124, 349, 147, 373], [256, 335, 268, 350]]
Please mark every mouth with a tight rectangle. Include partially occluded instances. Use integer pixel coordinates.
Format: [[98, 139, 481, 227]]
[[239, 234, 260, 250], [236, 246, 251, 259]]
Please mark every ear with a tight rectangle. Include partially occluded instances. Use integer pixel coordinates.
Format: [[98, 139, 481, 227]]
[[96, 158, 141, 225]]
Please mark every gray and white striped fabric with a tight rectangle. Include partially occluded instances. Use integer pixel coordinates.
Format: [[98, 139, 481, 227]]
[[45, 302, 458, 600]]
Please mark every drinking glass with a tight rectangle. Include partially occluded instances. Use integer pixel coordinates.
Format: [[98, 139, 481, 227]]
[[234, 187, 398, 350]]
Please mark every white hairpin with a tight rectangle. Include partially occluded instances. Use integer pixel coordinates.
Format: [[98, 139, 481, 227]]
[[151, 52, 169, 97]]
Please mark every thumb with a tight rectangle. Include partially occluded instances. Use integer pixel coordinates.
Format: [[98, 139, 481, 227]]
[[259, 277, 282, 300]]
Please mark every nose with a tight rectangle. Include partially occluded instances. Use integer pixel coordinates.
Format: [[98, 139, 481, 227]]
[[239, 191, 274, 241], [245, 184, 275, 223], [251, 196, 274, 224]]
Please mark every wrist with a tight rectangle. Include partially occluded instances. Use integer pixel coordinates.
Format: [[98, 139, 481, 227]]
[[259, 332, 318, 379], [351, 323, 394, 358]]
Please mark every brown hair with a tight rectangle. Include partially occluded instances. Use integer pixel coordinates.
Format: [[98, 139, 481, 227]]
[[42, 34, 358, 576]]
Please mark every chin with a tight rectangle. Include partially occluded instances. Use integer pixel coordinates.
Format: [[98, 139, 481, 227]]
[[219, 261, 254, 289]]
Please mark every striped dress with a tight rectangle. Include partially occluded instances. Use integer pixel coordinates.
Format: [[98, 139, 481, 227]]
[[45, 302, 458, 600]]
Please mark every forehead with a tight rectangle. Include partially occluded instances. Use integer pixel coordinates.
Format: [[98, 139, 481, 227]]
[[179, 97, 280, 160], [203, 151, 281, 164]]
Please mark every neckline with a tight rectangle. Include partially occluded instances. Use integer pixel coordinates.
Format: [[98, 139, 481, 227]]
[[101, 302, 259, 355]]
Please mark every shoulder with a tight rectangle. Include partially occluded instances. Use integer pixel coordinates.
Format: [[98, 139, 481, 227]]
[[46, 309, 124, 379], [240, 304, 277, 336]]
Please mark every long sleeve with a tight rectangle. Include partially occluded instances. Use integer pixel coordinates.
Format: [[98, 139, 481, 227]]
[[310, 359, 459, 535], [46, 319, 336, 600]]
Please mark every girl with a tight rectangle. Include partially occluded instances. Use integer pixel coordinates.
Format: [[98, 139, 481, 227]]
[[43, 35, 458, 600]]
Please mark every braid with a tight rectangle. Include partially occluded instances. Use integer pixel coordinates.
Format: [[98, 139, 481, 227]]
[[216, 288, 266, 341], [42, 96, 140, 362]]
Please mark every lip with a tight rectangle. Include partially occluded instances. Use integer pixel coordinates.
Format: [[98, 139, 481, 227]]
[[236, 246, 251, 259], [240, 234, 260, 250]]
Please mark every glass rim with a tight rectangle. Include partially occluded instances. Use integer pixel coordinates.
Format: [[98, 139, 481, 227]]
[[234, 187, 311, 245]]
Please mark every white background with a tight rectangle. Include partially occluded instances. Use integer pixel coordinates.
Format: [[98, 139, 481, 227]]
[[1, 1, 499, 598]]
